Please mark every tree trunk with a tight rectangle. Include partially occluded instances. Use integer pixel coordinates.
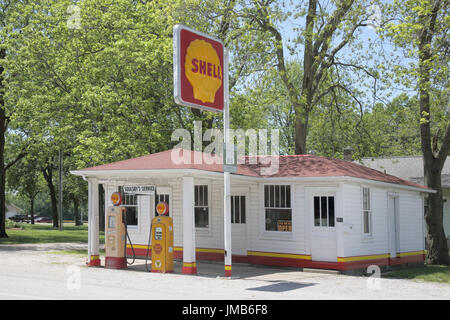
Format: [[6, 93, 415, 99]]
[[423, 157, 449, 264], [42, 162, 58, 228], [294, 109, 309, 155], [73, 196, 81, 226], [417, 0, 449, 265], [30, 197, 35, 224]]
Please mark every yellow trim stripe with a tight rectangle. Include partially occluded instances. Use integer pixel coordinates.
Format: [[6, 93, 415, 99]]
[[183, 262, 197, 267], [225, 265, 232, 270], [247, 251, 311, 260], [337, 254, 390, 263], [127, 244, 149, 249], [396, 251, 425, 257]]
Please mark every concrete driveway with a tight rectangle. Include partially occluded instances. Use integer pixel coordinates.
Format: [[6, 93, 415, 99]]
[[0, 243, 448, 300]]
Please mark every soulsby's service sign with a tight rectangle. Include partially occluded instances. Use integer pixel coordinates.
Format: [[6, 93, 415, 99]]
[[173, 25, 225, 112]]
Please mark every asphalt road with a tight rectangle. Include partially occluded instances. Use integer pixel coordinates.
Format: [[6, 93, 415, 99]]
[[0, 243, 449, 300]]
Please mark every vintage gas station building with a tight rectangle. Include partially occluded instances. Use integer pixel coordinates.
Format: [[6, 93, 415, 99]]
[[71, 148, 433, 274]]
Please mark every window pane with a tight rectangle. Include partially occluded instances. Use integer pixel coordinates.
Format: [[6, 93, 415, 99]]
[[314, 196, 320, 226], [195, 207, 209, 228], [240, 196, 246, 224], [230, 196, 235, 223], [264, 185, 269, 207], [286, 186, 291, 207], [321, 196, 328, 227], [280, 185, 286, 208], [203, 185, 208, 206], [234, 196, 240, 224], [363, 211, 370, 234], [328, 197, 335, 227], [125, 207, 138, 226], [269, 185, 274, 207], [275, 185, 280, 207], [265, 208, 291, 231], [194, 186, 199, 206], [363, 188, 370, 210]]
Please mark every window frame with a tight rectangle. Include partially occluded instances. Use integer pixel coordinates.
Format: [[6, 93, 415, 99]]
[[263, 184, 293, 233], [118, 186, 139, 229], [194, 184, 210, 231], [313, 195, 336, 228], [362, 186, 373, 237], [231, 195, 246, 224]]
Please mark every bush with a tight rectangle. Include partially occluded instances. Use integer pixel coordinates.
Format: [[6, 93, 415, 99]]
[[5, 219, 23, 229]]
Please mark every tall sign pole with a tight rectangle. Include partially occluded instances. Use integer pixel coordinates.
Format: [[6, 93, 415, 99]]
[[223, 49, 232, 277], [174, 25, 232, 277]]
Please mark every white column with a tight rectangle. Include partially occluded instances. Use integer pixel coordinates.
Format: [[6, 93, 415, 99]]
[[182, 176, 196, 274], [87, 178, 100, 266]]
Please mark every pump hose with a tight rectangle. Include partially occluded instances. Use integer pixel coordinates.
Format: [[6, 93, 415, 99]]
[[125, 230, 136, 265]]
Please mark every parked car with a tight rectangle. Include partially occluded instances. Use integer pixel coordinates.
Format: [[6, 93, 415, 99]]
[[9, 215, 27, 222], [34, 216, 53, 223]]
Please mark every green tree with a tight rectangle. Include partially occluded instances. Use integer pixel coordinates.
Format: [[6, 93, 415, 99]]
[[7, 155, 45, 224], [237, 0, 381, 154], [382, 0, 449, 264]]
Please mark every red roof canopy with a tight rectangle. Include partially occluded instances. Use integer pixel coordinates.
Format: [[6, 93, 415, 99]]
[[79, 149, 430, 190]]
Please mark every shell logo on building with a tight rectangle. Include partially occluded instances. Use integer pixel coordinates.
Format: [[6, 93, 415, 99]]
[[185, 39, 222, 103]]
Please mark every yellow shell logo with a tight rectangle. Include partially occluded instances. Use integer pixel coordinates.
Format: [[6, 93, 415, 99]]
[[185, 39, 222, 103]]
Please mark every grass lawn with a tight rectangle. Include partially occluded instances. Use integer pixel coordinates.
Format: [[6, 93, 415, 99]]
[[0, 223, 104, 245], [383, 253, 450, 284]]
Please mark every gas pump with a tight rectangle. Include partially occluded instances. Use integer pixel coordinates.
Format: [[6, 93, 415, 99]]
[[149, 201, 174, 273], [105, 192, 135, 269]]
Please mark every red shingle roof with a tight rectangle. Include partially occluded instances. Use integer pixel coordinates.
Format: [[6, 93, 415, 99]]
[[79, 149, 430, 190]]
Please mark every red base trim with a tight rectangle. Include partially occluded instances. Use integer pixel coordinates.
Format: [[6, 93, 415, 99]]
[[224, 265, 232, 277], [126, 246, 425, 272], [389, 254, 425, 266], [86, 255, 101, 267], [105, 256, 127, 269], [182, 263, 197, 275]]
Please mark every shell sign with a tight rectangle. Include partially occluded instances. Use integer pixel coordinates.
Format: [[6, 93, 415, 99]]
[[173, 25, 226, 112]]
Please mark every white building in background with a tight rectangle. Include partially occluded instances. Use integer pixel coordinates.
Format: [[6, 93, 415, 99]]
[[6, 204, 24, 219]]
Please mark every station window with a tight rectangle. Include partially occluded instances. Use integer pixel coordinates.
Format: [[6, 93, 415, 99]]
[[119, 186, 138, 226], [362, 187, 372, 235], [231, 196, 246, 224], [194, 185, 209, 228], [264, 185, 292, 232]]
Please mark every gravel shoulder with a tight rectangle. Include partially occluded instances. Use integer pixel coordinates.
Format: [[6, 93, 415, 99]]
[[0, 243, 449, 300]]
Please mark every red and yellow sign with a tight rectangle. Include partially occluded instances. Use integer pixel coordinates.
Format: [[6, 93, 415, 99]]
[[156, 201, 169, 216], [174, 25, 225, 112], [111, 192, 122, 206]]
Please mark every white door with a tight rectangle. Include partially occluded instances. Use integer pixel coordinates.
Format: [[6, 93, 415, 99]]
[[230, 195, 248, 256], [388, 195, 399, 258], [310, 194, 337, 262]]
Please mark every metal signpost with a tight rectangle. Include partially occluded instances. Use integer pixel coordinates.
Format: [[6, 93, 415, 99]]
[[173, 24, 233, 276]]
